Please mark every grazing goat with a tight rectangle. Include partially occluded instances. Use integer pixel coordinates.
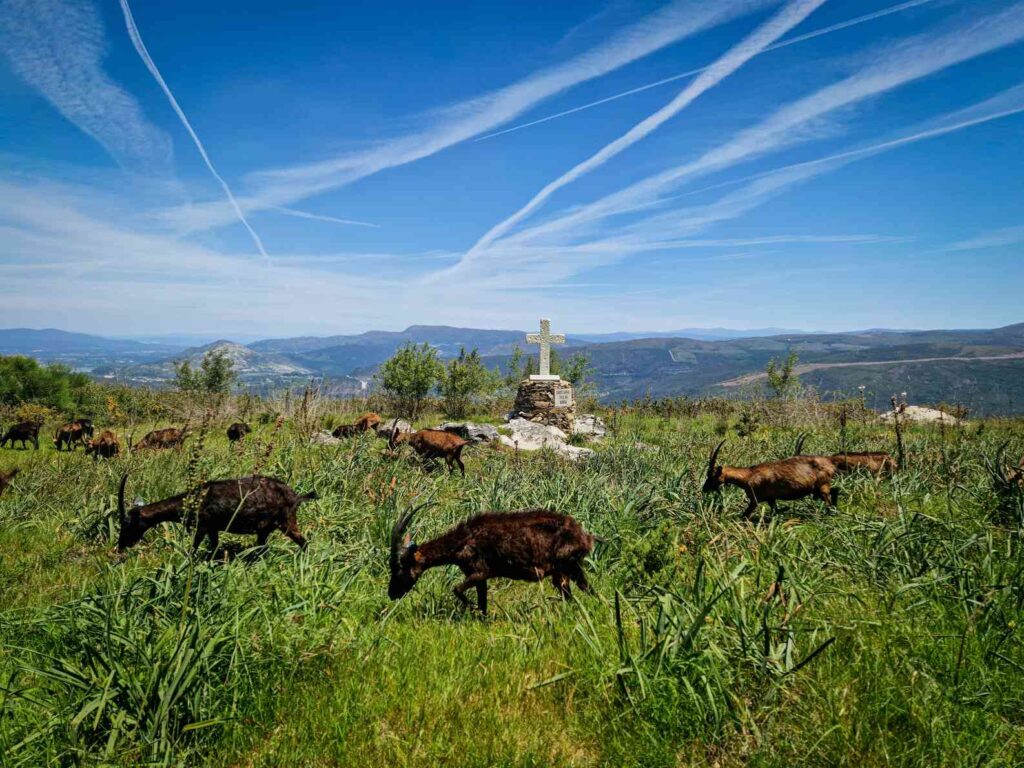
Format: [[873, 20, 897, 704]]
[[117, 474, 315, 553], [54, 422, 86, 451], [72, 418, 95, 439], [331, 412, 382, 439], [702, 440, 839, 519], [389, 426, 470, 475], [388, 504, 594, 614], [0, 468, 19, 497], [227, 422, 251, 443], [133, 424, 189, 451], [794, 433, 897, 476], [1, 422, 40, 450], [85, 430, 120, 460]]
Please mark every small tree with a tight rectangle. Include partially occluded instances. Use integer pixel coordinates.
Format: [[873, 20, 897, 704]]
[[378, 342, 442, 418], [504, 345, 526, 388], [175, 349, 237, 398], [765, 350, 800, 399], [439, 347, 497, 419]]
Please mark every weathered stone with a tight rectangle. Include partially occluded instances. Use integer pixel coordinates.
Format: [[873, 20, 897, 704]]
[[500, 418, 593, 461], [310, 430, 343, 446], [573, 414, 606, 441], [512, 378, 575, 433], [880, 405, 964, 425], [375, 418, 413, 438], [437, 422, 500, 443]]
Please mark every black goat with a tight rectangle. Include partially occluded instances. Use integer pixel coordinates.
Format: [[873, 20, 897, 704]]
[[117, 474, 315, 553], [389, 504, 595, 614]]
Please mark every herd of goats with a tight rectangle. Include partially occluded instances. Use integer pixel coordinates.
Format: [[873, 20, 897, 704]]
[[1, 412, 1023, 614]]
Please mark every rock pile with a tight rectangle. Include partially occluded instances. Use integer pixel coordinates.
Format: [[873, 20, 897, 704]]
[[512, 379, 575, 433]]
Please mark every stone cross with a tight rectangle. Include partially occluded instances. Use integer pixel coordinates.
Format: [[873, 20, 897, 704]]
[[526, 318, 565, 380]]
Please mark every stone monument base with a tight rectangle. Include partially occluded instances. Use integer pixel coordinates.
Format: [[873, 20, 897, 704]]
[[512, 378, 575, 433]]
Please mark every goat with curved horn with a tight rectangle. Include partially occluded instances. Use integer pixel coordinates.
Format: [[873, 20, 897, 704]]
[[388, 502, 595, 614], [702, 440, 840, 519], [116, 473, 314, 553]]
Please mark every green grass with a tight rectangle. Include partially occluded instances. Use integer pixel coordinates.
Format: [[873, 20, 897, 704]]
[[1, 413, 1022, 766]]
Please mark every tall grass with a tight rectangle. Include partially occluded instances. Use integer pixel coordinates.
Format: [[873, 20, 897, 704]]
[[0, 408, 1022, 765]]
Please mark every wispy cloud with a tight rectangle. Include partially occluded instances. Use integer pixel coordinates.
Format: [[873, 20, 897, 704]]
[[118, 0, 269, 263], [441, 83, 1024, 288], [270, 207, 380, 229], [155, 0, 778, 233], [0, 0, 171, 172], [475, 0, 940, 142], [947, 225, 1024, 251], [459, 0, 827, 263], [497, 2, 1024, 250]]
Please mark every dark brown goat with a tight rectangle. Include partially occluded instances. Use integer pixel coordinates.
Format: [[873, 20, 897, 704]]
[[133, 424, 189, 451], [116, 474, 314, 553], [389, 426, 470, 475], [702, 440, 839, 519], [72, 418, 95, 439], [54, 422, 86, 451], [227, 422, 251, 443], [388, 505, 595, 613], [794, 434, 897, 476], [0, 468, 19, 497], [0, 422, 40, 450], [331, 412, 382, 439], [85, 430, 120, 460]]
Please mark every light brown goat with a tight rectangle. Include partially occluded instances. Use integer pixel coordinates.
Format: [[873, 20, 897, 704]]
[[331, 412, 382, 439], [794, 434, 897, 476], [703, 440, 839, 519], [133, 423, 189, 451], [0, 468, 19, 497], [85, 430, 121, 460], [389, 426, 470, 476]]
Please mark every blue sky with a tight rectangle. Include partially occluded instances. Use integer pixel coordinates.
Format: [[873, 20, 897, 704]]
[[1, 0, 1022, 338]]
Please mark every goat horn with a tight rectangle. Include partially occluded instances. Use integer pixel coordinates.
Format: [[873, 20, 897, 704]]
[[390, 508, 417, 572], [708, 440, 726, 475], [794, 432, 807, 455]]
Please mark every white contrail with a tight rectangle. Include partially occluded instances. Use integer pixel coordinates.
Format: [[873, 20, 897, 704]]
[[119, 0, 270, 263], [271, 207, 380, 229], [462, 0, 827, 262], [475, 0, 939, 142]]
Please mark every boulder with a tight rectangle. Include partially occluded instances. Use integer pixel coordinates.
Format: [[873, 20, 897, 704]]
[[310, 430, 343, 446], [880, 405, 964, 425], [375, 418, 413, 438], [500, 418, 594, 461], [437, 422, 500, 443], [573, 414, 607, 441]]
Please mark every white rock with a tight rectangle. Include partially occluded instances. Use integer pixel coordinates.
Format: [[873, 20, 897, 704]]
[[375, 418, 413, 438], [437, 422, 500, 443], [502, 417, 593, 461], [310, 430, 343, 445], [573, 414, 607, 440], [880, 405, 964, 425]]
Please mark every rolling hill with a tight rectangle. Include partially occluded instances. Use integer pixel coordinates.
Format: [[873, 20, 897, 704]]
[[5, 324, 1024, 413]]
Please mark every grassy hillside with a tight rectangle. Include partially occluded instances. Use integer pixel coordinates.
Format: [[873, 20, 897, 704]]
[[1, 403, 1022, 765]]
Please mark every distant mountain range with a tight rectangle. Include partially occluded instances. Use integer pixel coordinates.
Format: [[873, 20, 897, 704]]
[[4, 323, 1024, 414]]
